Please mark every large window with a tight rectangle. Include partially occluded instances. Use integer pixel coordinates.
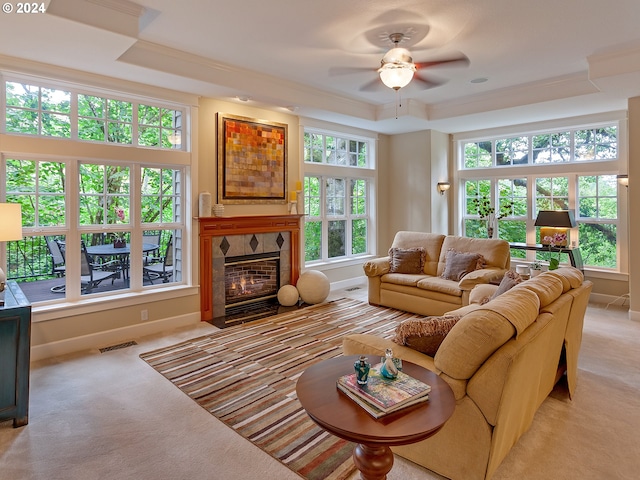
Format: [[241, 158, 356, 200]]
[[1, 75, 189, 305], [5, 80, 184, 149], [458, 119, 625, 270], [303, 129, 375, 264]]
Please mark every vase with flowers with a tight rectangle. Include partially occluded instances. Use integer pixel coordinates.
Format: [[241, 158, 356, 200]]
[[472, 196, 513, 238], [112, 233, 126, 248], [542, 232, 567, 270], [113, 207, 127, 248]]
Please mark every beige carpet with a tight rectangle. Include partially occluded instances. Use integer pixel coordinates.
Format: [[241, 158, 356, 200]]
[[0, 294, 638, 480]]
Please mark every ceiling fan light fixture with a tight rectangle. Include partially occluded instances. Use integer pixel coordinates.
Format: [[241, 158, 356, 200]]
[[378, 63, 415, 90], [378, 45, 416, 90]]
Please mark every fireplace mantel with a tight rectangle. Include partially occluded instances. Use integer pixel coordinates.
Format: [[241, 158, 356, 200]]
[[198, 214, 303, 320]]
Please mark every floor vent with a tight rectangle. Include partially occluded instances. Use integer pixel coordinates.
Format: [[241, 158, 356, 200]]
[[345, 287, 361, 291], [99, 341, 138, 353]]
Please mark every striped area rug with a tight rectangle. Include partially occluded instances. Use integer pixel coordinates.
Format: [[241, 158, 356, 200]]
[[140, 298, 424, 480]]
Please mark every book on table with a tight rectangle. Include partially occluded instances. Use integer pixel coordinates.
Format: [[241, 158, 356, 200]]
[[336, 364, 431, 419]]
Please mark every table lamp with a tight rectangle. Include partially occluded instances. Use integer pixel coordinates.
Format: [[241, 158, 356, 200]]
[[0, 203, 23, 299], [535, 210, 576, 246]]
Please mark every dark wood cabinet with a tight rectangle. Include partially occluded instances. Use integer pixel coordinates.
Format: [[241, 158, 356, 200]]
[[0, 281, 32, 427]]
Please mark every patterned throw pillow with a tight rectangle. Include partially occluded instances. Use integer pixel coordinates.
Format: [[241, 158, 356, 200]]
[[388, 247, 426, 274], [483, 270, 523, 303], [393, 315, 462, 356], [441, 250, 484, 281]]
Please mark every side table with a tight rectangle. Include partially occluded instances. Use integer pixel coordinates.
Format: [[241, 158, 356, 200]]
[[296, 355, 455, 480], [509, 242, 584, 272], [0, 281, 32, 427]]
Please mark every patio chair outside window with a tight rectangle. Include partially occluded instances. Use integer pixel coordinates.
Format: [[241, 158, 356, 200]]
[[143, 231, 162, 265], [45, 237, 66, 293], [143, 236, 174, 284], [81, 243, 121, 293]]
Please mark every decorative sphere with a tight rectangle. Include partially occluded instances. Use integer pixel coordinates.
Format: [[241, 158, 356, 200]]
[[277, 285, 299, 306], [296, 270, 330, 305]]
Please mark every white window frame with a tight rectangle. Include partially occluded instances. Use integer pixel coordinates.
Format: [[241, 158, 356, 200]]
[[453, 112, 628, 274], [2, 74, 187, 151], [1, 73, 193, 316], [302, 124, 377, 267]]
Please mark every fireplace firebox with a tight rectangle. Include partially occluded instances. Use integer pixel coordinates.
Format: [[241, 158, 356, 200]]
[[224, 253, 280, 309]]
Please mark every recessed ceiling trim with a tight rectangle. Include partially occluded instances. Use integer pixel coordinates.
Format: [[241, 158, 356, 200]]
[[0, 53, 199, 106], [87, 0, 145, 17], [47, 0, 145, 38], [427, 72, 600, 120], [588, 45, 640, 80], [118, 40, 379, 123]]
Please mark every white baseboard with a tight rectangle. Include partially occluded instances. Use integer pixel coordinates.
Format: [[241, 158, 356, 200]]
[[30, 313, 201, 362], [589, 292, 629, 308], [330, 276, 367, 291]]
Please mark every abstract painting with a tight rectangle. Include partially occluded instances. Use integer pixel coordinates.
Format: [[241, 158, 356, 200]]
[[217, 113, 287, 204]]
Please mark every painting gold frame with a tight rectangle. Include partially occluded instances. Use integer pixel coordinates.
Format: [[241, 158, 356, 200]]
[[217, 113, 288, 204]]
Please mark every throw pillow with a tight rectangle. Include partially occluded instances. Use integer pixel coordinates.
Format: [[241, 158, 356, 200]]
[[393, 315, 462, 356], [441, 250, 483, 281], [388, 247, 426, 274], [483, 270, 522, 304]]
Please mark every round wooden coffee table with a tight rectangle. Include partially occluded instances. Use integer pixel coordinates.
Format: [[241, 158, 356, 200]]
[[296, 355, 455, 480]]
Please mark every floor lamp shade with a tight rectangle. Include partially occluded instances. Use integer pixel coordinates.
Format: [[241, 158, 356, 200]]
[[0, 203, 23, 293], [0, 203, 23, 241]]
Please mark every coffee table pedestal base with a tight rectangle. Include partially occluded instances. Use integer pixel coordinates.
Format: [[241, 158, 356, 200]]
[[353, 443, 394, 480]]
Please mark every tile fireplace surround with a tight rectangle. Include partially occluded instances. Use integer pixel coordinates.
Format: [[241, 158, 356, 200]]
[[198, 215, 303, 321]]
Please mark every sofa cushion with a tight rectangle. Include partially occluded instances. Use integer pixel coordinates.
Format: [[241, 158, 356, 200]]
[[442, 250, 483, 281], [391, 231, 445, 276], [514, 272, 564, 308], [438, 236, 511, 275], [393, 315, 462, 356], [381, 273, 429, 287], [477, 287, 540, 336], [388, 247, 426, 274], [416, 277, 463, 296], [435, 309, 517, 380], [545, 267, 584, 291]]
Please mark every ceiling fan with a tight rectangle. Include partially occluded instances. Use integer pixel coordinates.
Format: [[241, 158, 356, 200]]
[[332, 33, 469, 92]]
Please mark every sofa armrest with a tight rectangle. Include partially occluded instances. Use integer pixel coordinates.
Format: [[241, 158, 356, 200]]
[[458, 267, 505, 291], [363, 256, 390, 277]]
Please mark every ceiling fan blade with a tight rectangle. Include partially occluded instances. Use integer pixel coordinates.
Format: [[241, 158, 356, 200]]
[[414, 54, 469, 70], [329, 66, 377, 76], [412, 74, 447, 90], [359, 77, 384, 92]]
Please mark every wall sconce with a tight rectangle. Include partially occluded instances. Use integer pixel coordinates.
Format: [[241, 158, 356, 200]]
[[437, 182, 451, 195], [0, 203, 23, 299], [617, 174, 629, 188]]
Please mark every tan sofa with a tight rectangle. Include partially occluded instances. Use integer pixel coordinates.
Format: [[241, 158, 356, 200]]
[[343, 267, 592, 480], [364, 231, 512, 316]]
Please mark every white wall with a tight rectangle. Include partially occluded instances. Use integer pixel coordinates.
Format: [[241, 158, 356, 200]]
[[627, 97, 639, 320]]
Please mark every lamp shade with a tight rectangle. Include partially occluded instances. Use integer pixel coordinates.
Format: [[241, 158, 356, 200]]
[[0, 203, 23, 241], [534, 210, 576, 228]]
